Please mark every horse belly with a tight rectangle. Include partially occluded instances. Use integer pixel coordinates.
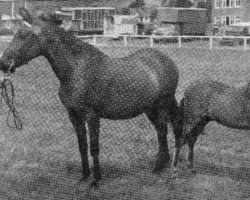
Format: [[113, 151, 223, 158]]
[[100, 89, 158, 119]]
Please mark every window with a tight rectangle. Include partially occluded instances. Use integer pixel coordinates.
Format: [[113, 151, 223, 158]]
[[221, 16, 226, 25], [222, 0, 226, 7], [235, 0, 241, 7], [74, 10, 82, 20], [230, 16, 235, 25], [215, 0, 221, 8], [226, 16, 230, 25], [230, 0, 235, 7], [234, 16, 241, 23], [226, 0, 230, 7], [214, 17, 221, 25]]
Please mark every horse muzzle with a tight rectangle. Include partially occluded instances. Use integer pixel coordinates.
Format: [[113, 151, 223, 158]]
[[0, 60, 15, 73]]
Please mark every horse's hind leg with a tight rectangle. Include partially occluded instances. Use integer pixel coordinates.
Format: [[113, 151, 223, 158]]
[[87, 113, 101, 188], [169, 98, 184, 173], [146, 103, 171, 173]]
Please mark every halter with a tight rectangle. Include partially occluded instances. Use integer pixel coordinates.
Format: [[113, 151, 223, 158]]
[[7, 61, 15, 74], [0, 60, 23, 130], [1, 61, 15, 81]]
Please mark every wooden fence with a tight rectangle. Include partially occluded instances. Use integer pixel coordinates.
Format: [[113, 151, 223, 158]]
[[1, 35, 250, 50]]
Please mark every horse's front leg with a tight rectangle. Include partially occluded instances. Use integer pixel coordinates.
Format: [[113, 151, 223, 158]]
[[86, 113, 101, 188], [187, 136, 198, 174], [68, 109, 90, 181]]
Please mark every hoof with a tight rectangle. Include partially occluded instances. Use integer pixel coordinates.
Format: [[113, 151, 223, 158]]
[[79, 171, 91, 182], [170, 166, 179, 179], [172, 166, 179, 174], [153, 166, 163, 174], [153, 153, 170, 174], [89, 179, 100, 189], [187, 165, 196, 175], [189, 169, 196, 175]]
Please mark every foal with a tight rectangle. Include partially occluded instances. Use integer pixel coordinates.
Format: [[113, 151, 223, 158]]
[[172, 78, 250, 173]]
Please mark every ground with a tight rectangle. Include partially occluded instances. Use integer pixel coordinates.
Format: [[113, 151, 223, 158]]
[[0, 40, 249, 199]]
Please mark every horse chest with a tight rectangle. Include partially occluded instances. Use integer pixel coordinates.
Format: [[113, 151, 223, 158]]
[[58, 84, 87, 110]]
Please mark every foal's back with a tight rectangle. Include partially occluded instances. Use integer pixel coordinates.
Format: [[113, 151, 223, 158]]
[[184, 78, 250, 129]]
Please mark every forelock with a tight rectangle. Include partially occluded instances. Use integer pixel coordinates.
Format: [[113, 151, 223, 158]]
[[37, 11, 63, 26], [15, 28, 32, 39]]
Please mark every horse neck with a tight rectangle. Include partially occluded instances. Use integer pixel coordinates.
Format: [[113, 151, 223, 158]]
[[40, 31, 106, 84]]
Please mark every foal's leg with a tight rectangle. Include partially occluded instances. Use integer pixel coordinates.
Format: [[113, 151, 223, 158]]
[[147, 107, 170, 173], [186, 117, 209, 173], [186, 135, 198, 173], [68, 109, 90, 180], [87, 114, 101, 188]]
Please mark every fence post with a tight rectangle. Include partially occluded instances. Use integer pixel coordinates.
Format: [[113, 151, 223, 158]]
[[93, 35, 97, 46], [209, 36, 213, 50], [178, 36, 182, 48], [124, 35, 128, 46], [243, 37, 247, 51], [150, 35, 154, 47]]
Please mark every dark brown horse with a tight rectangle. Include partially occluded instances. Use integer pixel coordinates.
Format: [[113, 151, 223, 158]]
[[0, 8, 181, 187], [172, 78, 250, 173]]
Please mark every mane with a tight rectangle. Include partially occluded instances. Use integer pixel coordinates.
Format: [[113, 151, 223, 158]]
[[48, 25, 106, 58]]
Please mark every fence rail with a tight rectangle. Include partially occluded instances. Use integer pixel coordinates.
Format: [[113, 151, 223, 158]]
[[1, 35, 250, 50]]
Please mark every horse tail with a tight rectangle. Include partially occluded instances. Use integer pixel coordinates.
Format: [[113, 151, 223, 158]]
[[178, 97, 190, 143], [174, 97, 185, 138]]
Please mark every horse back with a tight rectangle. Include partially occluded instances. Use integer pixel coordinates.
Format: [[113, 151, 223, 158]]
[[114, 48, 179, 92], [184, 78, 250, 129], [183, 79, 228, 119]]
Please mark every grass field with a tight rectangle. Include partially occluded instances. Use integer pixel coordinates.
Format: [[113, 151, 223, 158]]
[[0, 40, 249, 200]]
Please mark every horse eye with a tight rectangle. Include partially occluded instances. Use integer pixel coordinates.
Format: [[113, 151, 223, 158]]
[[18, 33, 27, 40]]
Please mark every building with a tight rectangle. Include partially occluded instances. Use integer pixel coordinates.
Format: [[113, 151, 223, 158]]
[[211, 0, 248, 26], [244, 0, 250, 21], [162, 0, 249, 26], [60, 7, 115, 35], [0, 0, 27, 19], [0, 0, 27, 35]]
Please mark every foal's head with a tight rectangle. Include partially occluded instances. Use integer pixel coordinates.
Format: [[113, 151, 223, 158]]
[[0, 8, 63, 73]]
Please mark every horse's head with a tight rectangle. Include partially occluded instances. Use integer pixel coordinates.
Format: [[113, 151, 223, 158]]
[[0, 8, 63, 73]]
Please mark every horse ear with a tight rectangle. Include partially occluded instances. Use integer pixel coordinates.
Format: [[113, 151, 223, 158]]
[[19, 8, 42, 35], [19, 7, 35, 24]]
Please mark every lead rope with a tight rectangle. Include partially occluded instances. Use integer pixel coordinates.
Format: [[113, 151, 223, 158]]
[[0, 61, 23, 130]]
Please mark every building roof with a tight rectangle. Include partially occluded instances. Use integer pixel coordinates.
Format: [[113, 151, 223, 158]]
[[231, 22, 250, 27], [61, 7, 115, 11], [156, 7, 206, 10], [0, 0, 23, 1]]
